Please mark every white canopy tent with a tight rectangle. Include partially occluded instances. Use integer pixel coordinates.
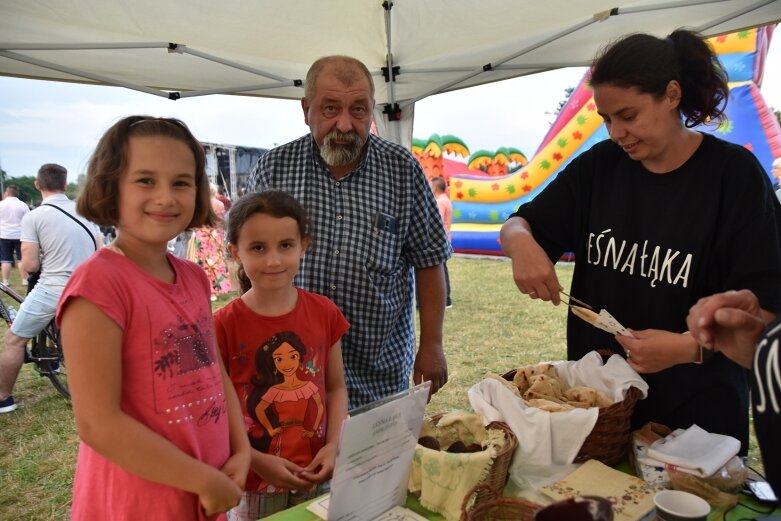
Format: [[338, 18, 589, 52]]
[[1, 0, 780, 147]]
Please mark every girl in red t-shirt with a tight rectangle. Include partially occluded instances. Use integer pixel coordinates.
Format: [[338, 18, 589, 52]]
[[214, 190, 349, 520], [58, 116, 250, 520]]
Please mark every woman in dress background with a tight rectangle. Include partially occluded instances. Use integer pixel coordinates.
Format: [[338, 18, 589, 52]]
[[189, 183, 232, 300]]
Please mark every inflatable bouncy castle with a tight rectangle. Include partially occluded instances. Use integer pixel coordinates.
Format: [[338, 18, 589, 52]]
[[411, 135, 530, 181], [467, 148, 528, 177], [447, 25, 781, 256], [411, 134, 470, 180]]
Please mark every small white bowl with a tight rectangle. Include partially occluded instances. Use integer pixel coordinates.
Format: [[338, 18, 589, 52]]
[[653, 490, 710, 521]]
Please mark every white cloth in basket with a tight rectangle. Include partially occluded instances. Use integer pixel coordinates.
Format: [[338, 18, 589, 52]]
[[468, 351, 649, 470]]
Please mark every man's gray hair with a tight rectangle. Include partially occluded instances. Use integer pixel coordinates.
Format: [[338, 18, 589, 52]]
[[304, 55, 375, 100]]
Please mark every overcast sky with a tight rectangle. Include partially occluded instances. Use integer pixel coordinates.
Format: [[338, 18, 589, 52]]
[[1, 39, 779, 183]]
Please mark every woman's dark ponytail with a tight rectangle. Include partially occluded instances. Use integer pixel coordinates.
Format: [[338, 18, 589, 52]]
[[667, 29, 729, 128], [590, 28, 729, 128]]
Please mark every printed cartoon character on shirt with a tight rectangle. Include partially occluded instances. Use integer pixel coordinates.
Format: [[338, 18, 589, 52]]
[[246, 331, 325, 466]]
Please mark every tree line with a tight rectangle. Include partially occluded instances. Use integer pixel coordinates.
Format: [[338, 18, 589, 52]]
[[0, 170, 81, 206]]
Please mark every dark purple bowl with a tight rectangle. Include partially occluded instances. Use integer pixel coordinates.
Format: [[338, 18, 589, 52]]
[[534, 495, 614, 521]]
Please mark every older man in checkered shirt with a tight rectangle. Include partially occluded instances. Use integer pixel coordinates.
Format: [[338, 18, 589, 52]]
[[247, 55, 451, 409]]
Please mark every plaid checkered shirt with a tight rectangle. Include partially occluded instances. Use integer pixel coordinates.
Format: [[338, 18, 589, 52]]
[[246, 134, 451, 408]]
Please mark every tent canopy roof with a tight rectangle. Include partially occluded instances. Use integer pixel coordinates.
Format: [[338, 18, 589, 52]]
[[2, 0, 780, 115]]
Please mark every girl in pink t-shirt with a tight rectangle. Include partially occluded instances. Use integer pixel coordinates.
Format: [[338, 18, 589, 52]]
[[214, 190, 349, 520], [57, 116, 250, 521]]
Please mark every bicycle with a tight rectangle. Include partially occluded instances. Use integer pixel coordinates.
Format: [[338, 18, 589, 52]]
[[0, 282, 68, 399]]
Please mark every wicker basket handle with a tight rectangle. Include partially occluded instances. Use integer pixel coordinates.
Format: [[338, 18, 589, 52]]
[[460, 483, 500, 521]]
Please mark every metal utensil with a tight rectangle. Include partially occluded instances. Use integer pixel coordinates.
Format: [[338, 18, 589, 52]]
[[559, 290, 593, 310], [560, 291, 634, 337], [559, 290, 600, 325]]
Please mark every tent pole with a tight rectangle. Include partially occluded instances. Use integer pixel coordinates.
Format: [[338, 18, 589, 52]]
[[399, 0, 778, 109], [181, 46, 291, 82], [380, 0, 406, 146], [177, 80, 300, 98], [0, 42, 169, 50], [402, 15, 598, 108], [0, 41, 303, 100], [0, 50, 171, 98], [694, 0, 778, 31]]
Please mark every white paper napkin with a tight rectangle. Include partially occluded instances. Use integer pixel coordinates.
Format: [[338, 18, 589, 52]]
[[645, 424, 740, 478]]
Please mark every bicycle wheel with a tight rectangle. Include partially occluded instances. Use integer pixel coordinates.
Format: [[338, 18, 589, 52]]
[[0, 283, 69, 399], [30, 322, 69, 399], [0, 282, 23, 325]]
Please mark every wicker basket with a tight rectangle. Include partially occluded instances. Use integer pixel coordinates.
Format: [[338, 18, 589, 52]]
[[460, 484, 541, 521], [416, 415, 518, 506], [502, 369, 642, 465]]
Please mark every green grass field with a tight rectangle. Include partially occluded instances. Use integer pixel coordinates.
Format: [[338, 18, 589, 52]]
[[0, 257, 762, 520]]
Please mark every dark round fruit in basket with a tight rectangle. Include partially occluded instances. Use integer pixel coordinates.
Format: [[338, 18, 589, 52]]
[[465, 443, 483, 453], [418, 436, 440, 451], [446, 441, 467, 453]]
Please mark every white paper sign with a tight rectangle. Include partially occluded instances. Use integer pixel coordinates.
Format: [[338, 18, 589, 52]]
[[310, 382, 430, 521]]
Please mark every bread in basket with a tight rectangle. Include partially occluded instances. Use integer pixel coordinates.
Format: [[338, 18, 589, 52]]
[[469, 351, 647, 467]]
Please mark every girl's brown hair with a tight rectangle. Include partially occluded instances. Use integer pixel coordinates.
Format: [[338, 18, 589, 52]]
[[77, 115, 216, 227], [228, 190, 311, 294]]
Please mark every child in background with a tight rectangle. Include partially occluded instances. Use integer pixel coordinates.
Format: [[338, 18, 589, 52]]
[[214, 191, 349, 520], [57, 116, 250, 521]]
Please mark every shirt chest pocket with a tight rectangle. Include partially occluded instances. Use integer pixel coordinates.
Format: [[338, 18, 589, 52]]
[[365, 220, 402, 276]]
